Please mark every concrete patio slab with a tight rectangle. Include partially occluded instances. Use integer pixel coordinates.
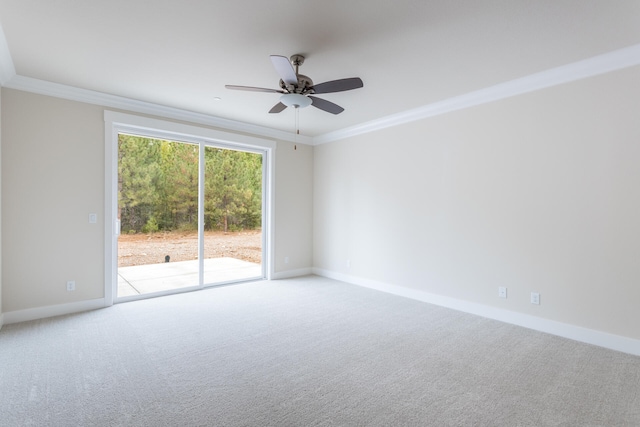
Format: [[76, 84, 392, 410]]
[[117, 257, 262, 297]]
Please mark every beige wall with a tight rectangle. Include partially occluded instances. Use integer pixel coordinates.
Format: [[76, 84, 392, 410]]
[[274, 141, 313, 273], [0, 87, 2, 324], [314, 65, 640, 340], [2, 90, 105, 312], [4, 62, 638, 343], [1, 88, 313, 313]]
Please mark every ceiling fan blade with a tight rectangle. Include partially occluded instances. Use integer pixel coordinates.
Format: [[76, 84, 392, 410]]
[[269, 102, 287, 114], [270, 55, 298, 85], [225, 85, 284, 93], [309, 96, 344, 115], [311, 77, 363, 94]]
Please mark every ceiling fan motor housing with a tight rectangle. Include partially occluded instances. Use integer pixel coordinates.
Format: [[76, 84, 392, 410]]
[[279, 74, 314, 94]]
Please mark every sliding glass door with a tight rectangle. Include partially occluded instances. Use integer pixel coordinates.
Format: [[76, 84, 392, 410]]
[[115, 133, 264, 301]]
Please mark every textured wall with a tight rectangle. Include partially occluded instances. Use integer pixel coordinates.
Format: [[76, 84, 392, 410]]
[[274, 141, 313, 274], [0, 87, 3, 324], [313, 66, 640, 340], [1, 89, 313, 313], [2, 90, 104, 312]]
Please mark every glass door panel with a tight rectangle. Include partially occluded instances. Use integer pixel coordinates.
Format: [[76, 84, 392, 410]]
[[117, 134, 199, 297], [203, 146, 263, 285]]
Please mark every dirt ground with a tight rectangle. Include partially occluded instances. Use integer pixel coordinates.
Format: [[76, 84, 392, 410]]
[[118, 230, 262, 267]]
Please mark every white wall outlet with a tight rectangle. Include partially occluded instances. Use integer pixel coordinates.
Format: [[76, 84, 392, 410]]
[[498, 286, 507, 298], [531, 292, 540, 305], [346, 259, 351, 269], [66, 281, 76, 291], [88, 213, 97, 224], [284, 256, 289, 264]]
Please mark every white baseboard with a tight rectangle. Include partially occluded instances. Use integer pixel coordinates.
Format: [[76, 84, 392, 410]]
[[3, 298, 107, 325], [312, 268, 640, 357], [272, 268, 313, 280], [1, 269, 305, 325]]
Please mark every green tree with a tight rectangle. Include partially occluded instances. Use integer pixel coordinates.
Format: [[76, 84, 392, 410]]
[[118, 135, 162, 233], [119, 134, 262, 234], [157, 140, 199, 231], [204, 148, 262, 232]]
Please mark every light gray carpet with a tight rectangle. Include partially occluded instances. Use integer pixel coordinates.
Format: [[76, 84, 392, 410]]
[[1, 276, 639, 426]]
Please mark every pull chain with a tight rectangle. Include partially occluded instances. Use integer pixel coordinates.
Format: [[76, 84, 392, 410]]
[[294, 105, 299, 150]]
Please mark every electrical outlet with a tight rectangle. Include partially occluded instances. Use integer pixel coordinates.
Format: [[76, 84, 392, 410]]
[[346, 259, 351, 269], [66, 281, 76, 291], [531, 292, 540, 305], [284, 256, 289, 264], [498, 286, 507, 298]]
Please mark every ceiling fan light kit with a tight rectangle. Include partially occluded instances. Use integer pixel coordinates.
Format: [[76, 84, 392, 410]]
[[225, 54, 363, 115], [280, 93, 312, 109]]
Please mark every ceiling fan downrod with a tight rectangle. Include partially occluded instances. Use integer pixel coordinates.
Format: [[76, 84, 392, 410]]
[[290, 54, 305, 75]]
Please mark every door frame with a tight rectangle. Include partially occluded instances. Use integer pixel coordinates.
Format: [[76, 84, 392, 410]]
[[104, 111, 276, 306]]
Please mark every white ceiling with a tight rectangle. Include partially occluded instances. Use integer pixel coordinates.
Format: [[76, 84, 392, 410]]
[[1, 1, 639, 139]]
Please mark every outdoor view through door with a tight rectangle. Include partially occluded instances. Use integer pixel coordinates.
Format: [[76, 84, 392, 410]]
[[117, 134, 263, 298]]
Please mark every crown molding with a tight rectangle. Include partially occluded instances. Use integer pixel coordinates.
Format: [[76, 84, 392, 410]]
[[2, 36, 638, 146], [0, 23, 16, 85], [313, 43, 640, 145], [3, 75, 313, 145]]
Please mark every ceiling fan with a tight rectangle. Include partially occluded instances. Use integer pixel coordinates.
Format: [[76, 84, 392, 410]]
[[225, 54, 363, 115]]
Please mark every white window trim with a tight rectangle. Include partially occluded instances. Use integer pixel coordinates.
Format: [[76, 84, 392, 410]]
[[104, 110, 276, 306]]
